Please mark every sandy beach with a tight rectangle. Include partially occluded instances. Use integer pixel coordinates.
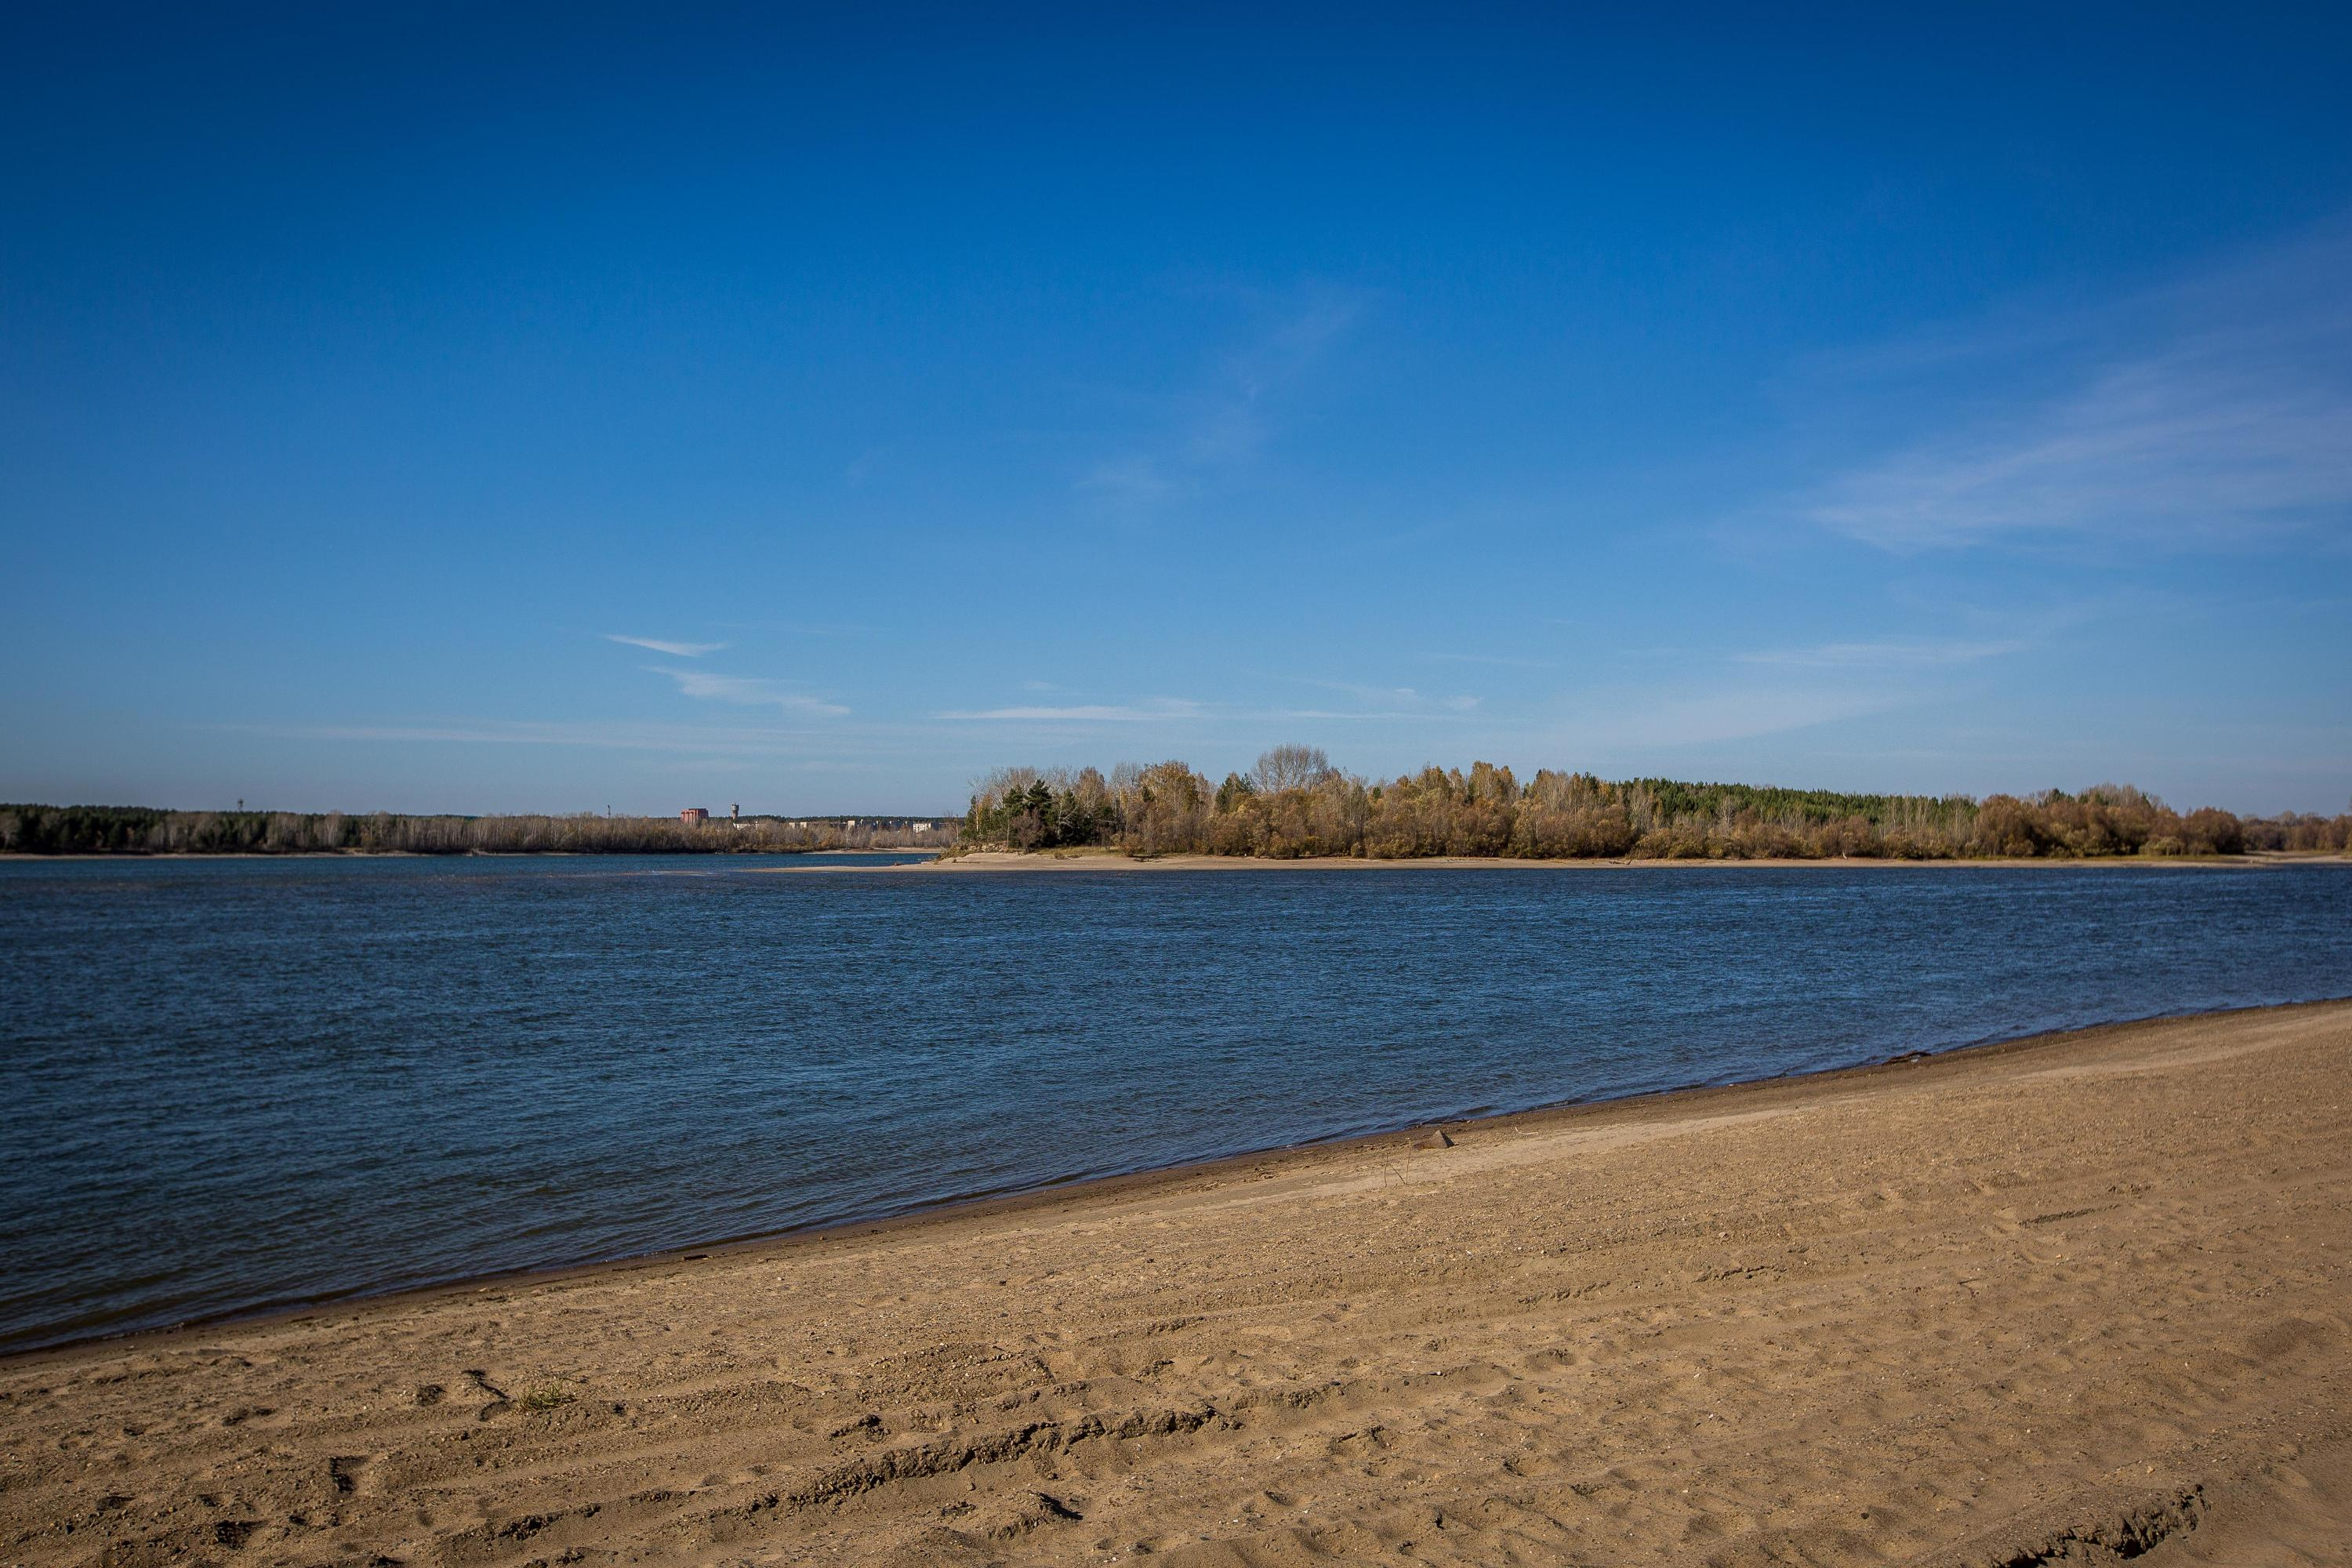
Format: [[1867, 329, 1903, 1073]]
[[5, 1002, 2348, 1566], [806, 849, 2352, 873]]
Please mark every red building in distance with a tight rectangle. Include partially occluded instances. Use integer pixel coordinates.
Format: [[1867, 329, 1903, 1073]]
[[680, 808, 709, 826]]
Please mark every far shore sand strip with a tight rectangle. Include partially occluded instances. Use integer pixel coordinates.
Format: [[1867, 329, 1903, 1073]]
[[773, 847, 2352, 872], [5, 1002, 2348, 1565]]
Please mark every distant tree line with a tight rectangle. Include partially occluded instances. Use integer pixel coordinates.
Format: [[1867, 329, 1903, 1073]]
[[959, 749, 2352, 861], [0, 806, 960, 856]]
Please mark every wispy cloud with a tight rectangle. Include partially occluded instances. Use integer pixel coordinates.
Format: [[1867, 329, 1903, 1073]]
[[1790, 226, 2352, 554], [1553, 685, 1902, 754], [933, 689, 1486, 727], [1075, 284, 1374, 521], [1733, 637, 2028, 669], [1427, 651, 1558, 670], [221, 719, 828, 757], [1246, 706, 1479, 723], [606, 633, 727, 657], [1074, 456, 1173, 511], [709, 619, 879, 638], [1305, 677, 1427, 705], [938, 700, 1206, 722], [651, 667, 849, 717], [1186, 290, 1367, 466], [1297, 677, 1484, 715], [1810, 364, 2352, 551]]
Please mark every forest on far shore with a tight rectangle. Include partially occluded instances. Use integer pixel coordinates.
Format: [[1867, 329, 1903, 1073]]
[[959, 748, 2352, 861], [0, 806, 958, 856], [9, 756, 2346, 861]]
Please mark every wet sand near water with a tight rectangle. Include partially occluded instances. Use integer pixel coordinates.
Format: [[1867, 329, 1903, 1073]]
[[4, 1002, 2348, 1565]]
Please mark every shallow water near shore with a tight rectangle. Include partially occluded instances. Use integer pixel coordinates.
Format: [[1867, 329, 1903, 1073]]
[[2, 855, 2347, 1354]]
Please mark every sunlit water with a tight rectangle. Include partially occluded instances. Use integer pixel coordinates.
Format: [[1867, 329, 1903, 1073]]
[[2, 855, 2347, 1353]]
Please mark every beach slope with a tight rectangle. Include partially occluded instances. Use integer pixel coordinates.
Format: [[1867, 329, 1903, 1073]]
[[5, 1003, 2348, 1565]]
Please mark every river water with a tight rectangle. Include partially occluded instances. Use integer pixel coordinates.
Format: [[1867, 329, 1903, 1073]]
[[2, 855, 2346, 1352]]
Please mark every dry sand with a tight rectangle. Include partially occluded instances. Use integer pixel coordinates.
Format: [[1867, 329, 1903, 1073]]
[[5, 1003, 2349, 1566], [811, 850, 2349, 873]]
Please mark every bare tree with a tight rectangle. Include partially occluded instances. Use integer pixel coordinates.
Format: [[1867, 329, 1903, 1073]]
[[1251, 744, 1333, 793]]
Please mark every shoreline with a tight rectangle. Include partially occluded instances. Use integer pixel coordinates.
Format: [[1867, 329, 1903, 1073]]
[[9, 847, 2344, 869], [7, 999, 2347, 1565], [804, 847, 2352, 872], [9, 996, 2343, 1367]]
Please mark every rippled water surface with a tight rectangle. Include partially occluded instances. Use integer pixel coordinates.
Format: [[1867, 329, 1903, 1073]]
[[3, 855, 2347, 1352]]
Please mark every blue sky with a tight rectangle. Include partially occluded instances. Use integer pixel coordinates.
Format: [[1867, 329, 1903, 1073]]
[[5, 5, 2349, 815]]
